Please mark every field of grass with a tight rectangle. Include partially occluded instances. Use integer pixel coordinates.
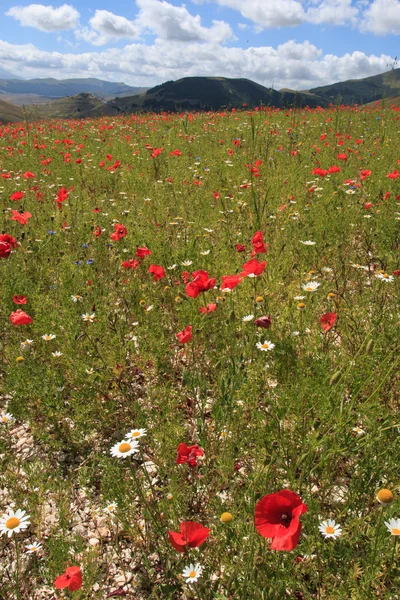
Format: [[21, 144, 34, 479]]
[[0, 104, 399, 599]]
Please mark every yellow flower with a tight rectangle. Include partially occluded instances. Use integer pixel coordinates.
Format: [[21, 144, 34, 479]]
[[327, 292, 336, 299], [256, 296, 264, 303], [377, 489, 394, 505], [297, 302, 306, 310], [139, 300, 146, 306], [16, 356, 24, 363], [220, 512, 233, 523]]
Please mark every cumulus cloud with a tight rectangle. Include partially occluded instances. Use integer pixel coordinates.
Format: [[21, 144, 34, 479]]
[[6, 3, 79, 32], [0, 37, 393, 91], [359, 0, 400, 34], [136, 0, 233, 43], [75, 10, 141, 45], [209, 0, 306, 28], [306, 0, 359, 26]]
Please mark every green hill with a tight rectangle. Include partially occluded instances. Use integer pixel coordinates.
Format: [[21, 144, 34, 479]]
[[308, 68, 400, 105], [33, 93, 123, 120], [0, 99, 24, 123], [0, 77, 143, 99], [114, 76, 322, 113]]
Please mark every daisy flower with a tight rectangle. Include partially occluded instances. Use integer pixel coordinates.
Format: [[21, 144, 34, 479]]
[[52, 351, 63, 358], [25, 541, 42, 554], [1, 412, 15, 424], [20, 339, 34, 349], [242, 314, 254, 322], [256, 340, 275, 352], [300, 240, 316, 246], [110, 439, 139, 459], [42, 334, 56, 341], [167, 264, 177, 270], [385, 518, 400, 536], [71, 295, 83, 302], [319, 519, 342, 539], [294, 296, 305, 301], [182, 563, 203, 584], [302, 281, 320, 292], [200, 250, 211, 255], [103, 502, 118, 515], [181, 260, 193, 266], [0, 509, 30, 537], [82, 313, 95, 322], [376, 273, 394, 283], [85, 368, 95, 375], [125, 428, 147, 440], [352, 426, 365, 435]]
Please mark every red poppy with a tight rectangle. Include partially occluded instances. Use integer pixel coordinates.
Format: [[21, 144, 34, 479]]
[[23, 171, 35, 179], [393, 270, 400, 276], [148, 264, 165, 281], [122, 259, 139, 270], [12, 295, 27, 304], [319, 312, 337, 332], [199, 303, 217, 314], [251, 231, 267, 256], [327, 165, 340, 174], [94, 226, 102, 238], [110, 224, 127, 241], [360, 169, 372, 180], [254, 315, 272, 329], [176, 325, 192, 344], [186, 270, 216, 298], [54, 566, 82, 591], [56, 186, 69, 208], [312, 168, 328, 177], [176, 443, 204, 467], [255, 490, 308, 551], [169, 521, 210, 553], [10, 210, 32, 225], [387, 170, 399, 179], [236, 243, 246, 252], [10, 191, 25, 201], [220, 275, 243, 292], [136, 246, 152, 259], [9, 309, 33, 326], [241, 258, 266, 277], [0, 241, 12, 258]]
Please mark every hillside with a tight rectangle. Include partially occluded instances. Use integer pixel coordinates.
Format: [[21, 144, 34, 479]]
[[0, 77, 144, 99], [308, 68, 400, 105], [114, 76, 323, 112], [32, 93, 123, 120], [0, 99, 24, 123]]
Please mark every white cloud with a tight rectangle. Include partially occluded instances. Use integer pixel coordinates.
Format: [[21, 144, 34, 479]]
[[136, 0, 233, 43], [75, 10, 141, 45], [6, 3, 79, 32], [0, 37, 393, 91], [306, 0, 359, 25], [211, 0, 306, 28], [359, 0, 400, 34]]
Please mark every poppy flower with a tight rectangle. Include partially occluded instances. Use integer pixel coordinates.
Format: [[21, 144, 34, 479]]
[[12, 295, 27, 304], [176, 325, 192, 344], [136, 246, 152, 259], [0, 241, 12, 258], [176, 443, 204, 467], [199, 303, 217, 314], [255, 490, 308, 551], [251, 231, 268, 256], [93, 226, 102, 238], [320, 312, 337, 332], [148, 264, 165, 281], [10, 191, 25, 201], [122, 259, 139, 270], [241, 258, 266, 278], [220, 275, 243, 291], [54, 566, 82, 591], [236, 243, 246, 252], [169, 521, 210, 553], [23, 171, 35, 179], [9, 310, 33, 326], [10, 210, 32, 225], [186, 270, 216, 298], [254, 315, 272, 329], [110, 224, 127, 241]]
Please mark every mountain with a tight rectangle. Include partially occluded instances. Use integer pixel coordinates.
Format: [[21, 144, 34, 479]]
[[0, 77, 145, 100], [0, 67, 22, 79], [30, 93, 123, 120], [114, 76, 322, 113], [307, 68, 400, 106], [0, 99, 24, 124]]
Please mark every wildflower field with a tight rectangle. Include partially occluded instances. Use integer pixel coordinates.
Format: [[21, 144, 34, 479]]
[[0, 103, 400, 599]]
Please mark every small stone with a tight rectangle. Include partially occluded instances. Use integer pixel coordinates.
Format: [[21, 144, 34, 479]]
[[89, 537, 100, 546]]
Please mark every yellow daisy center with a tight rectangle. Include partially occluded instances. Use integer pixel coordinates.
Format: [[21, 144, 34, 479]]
[[382, 274, 389, 279], [118, 442, 131, 453], [132, 431, 140, 437], [189, 571, 197, 578], [2, 417, 8, 423], [377, 489, 393, 504], [325, 526, 335, 534], [262, 343, 270, 349], [392, 528, 400, 535], [6, 517, 20, 529]]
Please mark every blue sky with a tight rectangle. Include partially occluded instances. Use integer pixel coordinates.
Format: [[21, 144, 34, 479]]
[[0, 0, 398, 89]]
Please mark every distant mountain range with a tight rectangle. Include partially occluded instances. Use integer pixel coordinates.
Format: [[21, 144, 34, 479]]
[[0, 68, 400, 124]]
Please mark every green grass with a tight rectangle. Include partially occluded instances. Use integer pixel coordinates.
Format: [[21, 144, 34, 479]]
[[0, 104, 399, 599]]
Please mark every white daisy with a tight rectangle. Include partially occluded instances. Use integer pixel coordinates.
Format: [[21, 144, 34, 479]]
[[167, 264, 177, 270], [200, 250, 211, 255], [82, 313, 95, 322], [182, 563, 203, 584], [318, 519, 342, 539], [376, 273, 394, 283], [302, 281, 320, 292], [85, 368, 95, 375], [242, 314, 254, 322], [103, 502, 118, 514], [146, 305, 154, 312], [385, 518, 400, 536], [25, 541, 42, 554], [352, 426, 365, 435], [71, 295, 83, 302], [20, 339, 34, 350], [51, 351, 63, 358], [110, 439, 139, 459], [42, 334, 56, 341], [181, 260, 193, 266], [294, 296, 305, 301], [204, 228, 214, 233], [256, 340, 275, 352], [300, 240, 316, 246], [1, 412, 15, 425], [0, 509, 30, 537], [125, 428, 147, 440]]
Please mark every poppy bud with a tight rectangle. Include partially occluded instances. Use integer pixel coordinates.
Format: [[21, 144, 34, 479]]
[[329, 371, 342, 386]]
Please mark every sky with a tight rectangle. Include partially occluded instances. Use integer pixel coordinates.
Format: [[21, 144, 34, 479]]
[[0, 0, 398, 90]]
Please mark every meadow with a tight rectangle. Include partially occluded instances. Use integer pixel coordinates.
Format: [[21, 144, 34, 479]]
[[0, 102, 399, 599]]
